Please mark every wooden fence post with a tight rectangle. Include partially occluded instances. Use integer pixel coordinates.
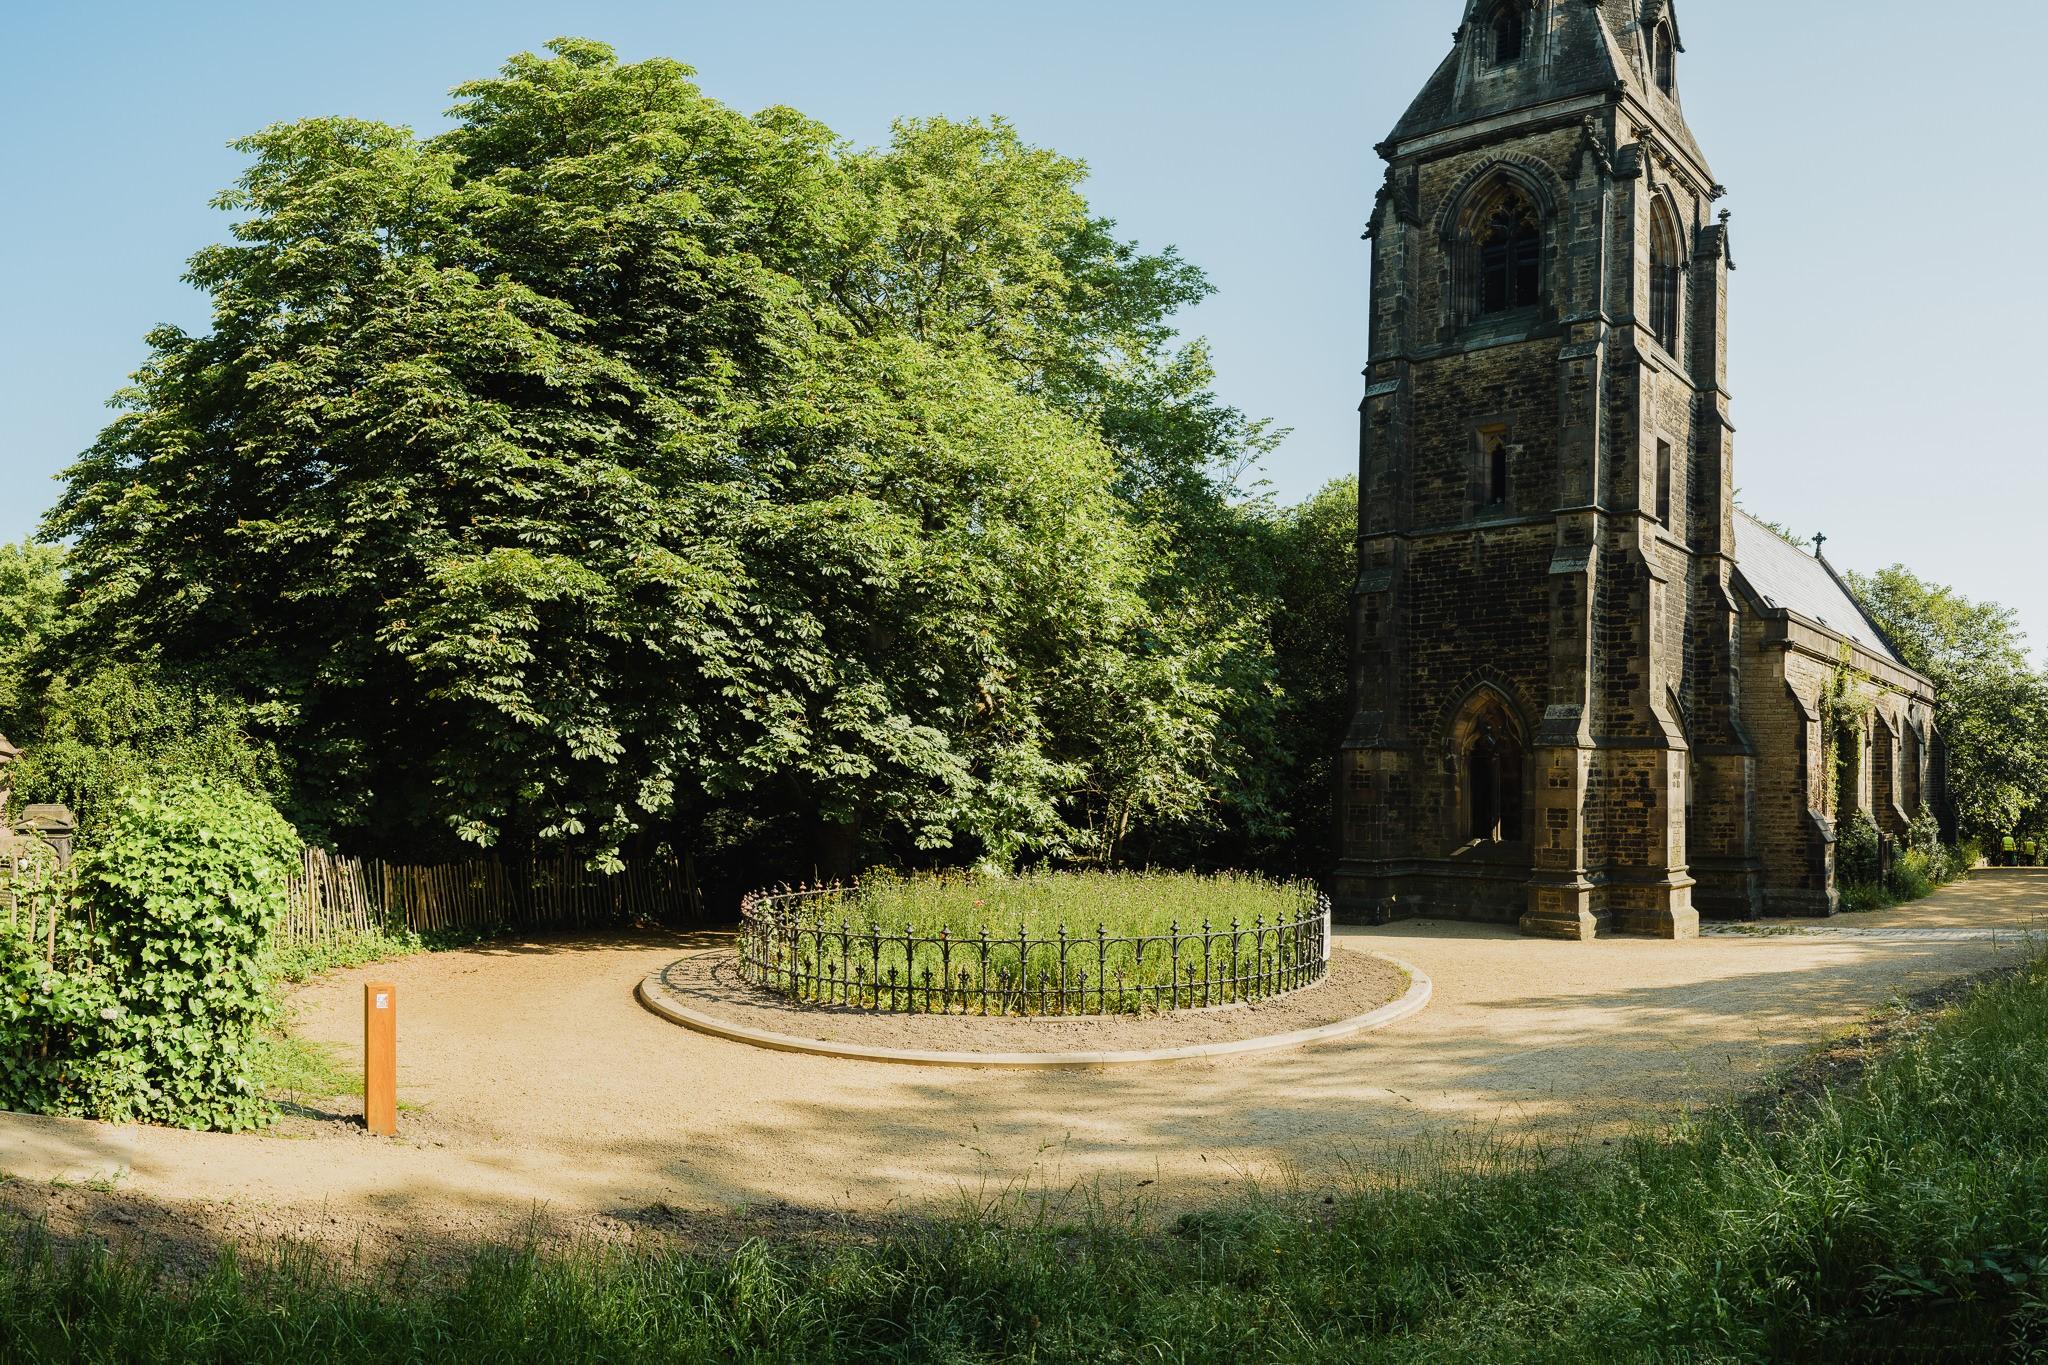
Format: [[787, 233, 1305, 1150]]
[[364, 981, 398, 1137]]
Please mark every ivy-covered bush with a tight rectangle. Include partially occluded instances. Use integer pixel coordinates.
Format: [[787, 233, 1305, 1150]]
[[0, 846, 122, 1115], [1837, 809, 1882, 887], [73, 784, 300, 1130], [0, 925, 120, 1116], [1909, 807, 1944, 861], [1835, 805, 1969, 913]]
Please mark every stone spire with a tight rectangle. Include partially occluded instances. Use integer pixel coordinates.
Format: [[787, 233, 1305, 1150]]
[[1385, 0, 1713, 185]]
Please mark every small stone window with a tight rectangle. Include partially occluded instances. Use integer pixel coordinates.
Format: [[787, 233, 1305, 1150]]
[[1656, 439, 1673, 525], [1478, 190, 1543, 315], [1653, 23, 1676, 94], [1488, 437, 1510, 507], [1491, 6, 1525, 65]]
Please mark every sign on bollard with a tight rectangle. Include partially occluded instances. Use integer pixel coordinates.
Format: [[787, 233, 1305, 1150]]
[[364, 982, 397, 1137]]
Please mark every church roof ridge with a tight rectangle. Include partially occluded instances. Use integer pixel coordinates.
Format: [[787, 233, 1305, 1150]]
[[1731, 510, 1907, 671]]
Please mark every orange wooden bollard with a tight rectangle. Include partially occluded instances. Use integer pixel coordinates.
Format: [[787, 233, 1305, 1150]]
[[364, 981, 398, 1136]]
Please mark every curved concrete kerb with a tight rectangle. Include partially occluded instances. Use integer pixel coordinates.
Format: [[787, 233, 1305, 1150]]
[[635, 949, 1434, 1069]]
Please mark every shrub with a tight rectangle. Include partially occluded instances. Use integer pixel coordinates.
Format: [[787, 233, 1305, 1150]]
[[264, 926, 432, 985], [0, 916, 121, 1118], [1837, 809, 1882, 885], [1894, 848, 1937, 901], [74, 784, 300, 1130], [8, 666, 285, 846], [1909, 807, 1944, 861]]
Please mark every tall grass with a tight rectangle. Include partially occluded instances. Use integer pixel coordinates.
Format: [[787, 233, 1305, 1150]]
[[754, 871, 1324, 1013], [8, 954, 2048, 1360], [837, 869, 1317, 937]]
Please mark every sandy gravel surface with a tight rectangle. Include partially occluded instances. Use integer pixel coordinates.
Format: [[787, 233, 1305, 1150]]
[[661, 949, 1409, 1053], [2, 876, 2038, 1262]]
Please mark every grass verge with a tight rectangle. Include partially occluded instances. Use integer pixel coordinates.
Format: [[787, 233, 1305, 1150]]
[[263, 925, 505, 985], [250, 1031, 355, 1111], [8, 952, 2048, 1361], [254, 926, 499, 1117]]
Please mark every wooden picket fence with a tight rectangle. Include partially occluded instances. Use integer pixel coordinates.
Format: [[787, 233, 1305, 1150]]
[[284, 847, 706, 943], [5, 842, 705, 963], [1, 837, 68, 966]]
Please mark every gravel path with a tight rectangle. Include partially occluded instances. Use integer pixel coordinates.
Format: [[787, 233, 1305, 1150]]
[[2, 874, 2039, 1261]]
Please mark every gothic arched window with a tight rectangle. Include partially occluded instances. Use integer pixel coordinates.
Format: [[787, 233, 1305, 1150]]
[[1477, 189, 1543, 315], [1464, 705, 1525, 844], [1649, 200, 1682, 353], [1491, 6, 1525, 65], [1653, 24, 1676, 94]]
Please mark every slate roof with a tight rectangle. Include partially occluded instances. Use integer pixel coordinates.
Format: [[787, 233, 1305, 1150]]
[[1385, 1, 1712, 181], [1732, 511, 1903, 666]]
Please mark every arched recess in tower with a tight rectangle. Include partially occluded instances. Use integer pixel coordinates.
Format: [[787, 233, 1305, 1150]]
[[1447, 688, 1530, 850]]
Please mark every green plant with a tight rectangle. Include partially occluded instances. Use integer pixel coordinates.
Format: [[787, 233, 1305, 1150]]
[[7, 665, 284, 846], [0, 845, 119, 1116], [0, 541, 65, 730], [263, 927, 430, 985], [1909, 807, 1944, 861], [1817, 654, 1876, 823], [0, 922, 119, 1118], [11, 951, 2048, 1359], [766, 870, 1320, 1011], [73, 784, 301, 1130], [252, 1030, 355, 1107], [1837, 809, 1882, 886]]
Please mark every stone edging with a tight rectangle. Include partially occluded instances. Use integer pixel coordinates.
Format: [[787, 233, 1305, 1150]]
[[634, 949, 1434, 1069], [1704, 924, 2044, 944]]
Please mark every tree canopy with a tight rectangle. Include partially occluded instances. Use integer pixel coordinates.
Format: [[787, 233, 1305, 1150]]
[[0, 541, 66, 731], [43, 39, 1311, 878], [1850, 565, 2048, 842]]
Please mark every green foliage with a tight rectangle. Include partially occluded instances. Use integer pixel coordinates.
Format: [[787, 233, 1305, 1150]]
[[0, 847, 119, 1118], [1255, 478, 1359, 871], [1816, 654, 1874, 822], [1837, 808, 1881, 885], [843, 868, 1315, 938], [72, 785, 301, 1130], [775, 870, 1320, 1009], [251, 1029, 355, 1107], [0, 541, 65, 730], [1837, 807, 1967, 914], [46, 40, 1289, 877], [1850, 564, 2048, 843], [8, 665, 283, 842], [262, 927, 430, 985], [11, 952, 2048, 1358]]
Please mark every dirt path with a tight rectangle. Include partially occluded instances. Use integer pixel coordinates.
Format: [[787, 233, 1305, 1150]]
[[4, 874, 2042, 1259]]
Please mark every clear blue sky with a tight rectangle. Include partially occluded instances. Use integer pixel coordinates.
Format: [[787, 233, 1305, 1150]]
[[5, 1, 2045, 654]]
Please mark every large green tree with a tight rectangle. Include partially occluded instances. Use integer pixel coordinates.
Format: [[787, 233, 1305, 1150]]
[[0, 541, 66, 731], [48, 40, 1286, 874], [1850, 565, 2048, 842]]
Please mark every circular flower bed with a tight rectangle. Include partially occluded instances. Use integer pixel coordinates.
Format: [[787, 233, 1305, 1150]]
[[738, 871, 1330, 1016]]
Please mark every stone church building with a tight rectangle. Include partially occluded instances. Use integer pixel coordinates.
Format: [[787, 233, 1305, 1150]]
[[1335, 0, 1940, 938]]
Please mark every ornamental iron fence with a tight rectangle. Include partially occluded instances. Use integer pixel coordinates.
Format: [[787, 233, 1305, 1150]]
[[737, 885, 1333, 1016]]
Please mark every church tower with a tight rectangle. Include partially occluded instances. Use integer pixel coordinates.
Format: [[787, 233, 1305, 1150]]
[[1337, 0, 1746, 938]]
